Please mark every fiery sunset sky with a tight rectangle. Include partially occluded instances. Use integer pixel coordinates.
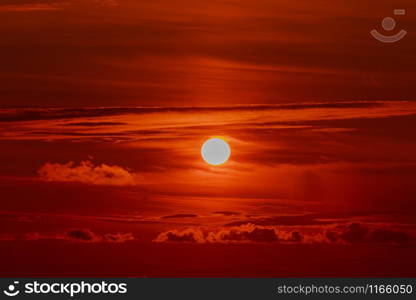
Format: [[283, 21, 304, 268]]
[[1, 0, 416, 277]]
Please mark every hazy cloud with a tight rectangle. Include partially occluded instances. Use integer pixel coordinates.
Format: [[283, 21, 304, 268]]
[[38, 160, 142, 186], [24, 229, 135, 243]]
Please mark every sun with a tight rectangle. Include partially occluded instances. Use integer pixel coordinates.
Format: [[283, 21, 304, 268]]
[[201, 137, 231, 166]]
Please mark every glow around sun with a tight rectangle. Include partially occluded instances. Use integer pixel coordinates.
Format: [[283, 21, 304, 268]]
[[201, 137, 231, 166]]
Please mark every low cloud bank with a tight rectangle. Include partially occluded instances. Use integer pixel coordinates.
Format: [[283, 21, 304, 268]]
[[155, 224, 310, 243], [326, 223, 415, 244], [154, 223, 415, 245]]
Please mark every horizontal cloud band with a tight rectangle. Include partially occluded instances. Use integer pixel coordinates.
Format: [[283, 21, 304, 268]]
[[154, 223, 415, 245]]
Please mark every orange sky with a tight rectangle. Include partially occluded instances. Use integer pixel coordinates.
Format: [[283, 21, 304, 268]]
[[1, 0, 416, 277]]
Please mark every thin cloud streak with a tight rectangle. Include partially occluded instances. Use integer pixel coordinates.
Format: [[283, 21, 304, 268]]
[[1, 101, 415, 142]]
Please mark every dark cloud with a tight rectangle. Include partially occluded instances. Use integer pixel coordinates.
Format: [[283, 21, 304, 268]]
[[161, 214, 198, 219], [62, 122, 127, 127], [24, 229, 135, 243], [155, 228, 205, 243], [0, 102, 383, 122], [155, 224, 306, 243], [325, 223, 415, 245], [290, 231, 304, 242], [212, 211, 241, 216], [155, 222, 416, 245], [214, 226, 278, 242], [66, 229, 96, 241], [225, 214, 330, 227], [164, 231, 200, 243]]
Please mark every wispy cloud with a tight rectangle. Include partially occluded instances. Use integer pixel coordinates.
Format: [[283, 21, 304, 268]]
[[0, 0, 117, 12], [0, 4, 64, 12], [2, 101, 415, 143]]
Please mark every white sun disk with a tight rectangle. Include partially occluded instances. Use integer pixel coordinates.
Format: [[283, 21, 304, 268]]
[[201, 138, 231, 166]]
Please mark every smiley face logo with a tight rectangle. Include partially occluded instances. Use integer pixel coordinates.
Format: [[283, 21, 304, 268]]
[[371, 9, 407, 43], [3, 282, 20, 297]]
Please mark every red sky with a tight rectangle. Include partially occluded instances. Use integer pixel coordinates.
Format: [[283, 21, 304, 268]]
[[1, 0, 416, 277], [0, 0, 415, 106]]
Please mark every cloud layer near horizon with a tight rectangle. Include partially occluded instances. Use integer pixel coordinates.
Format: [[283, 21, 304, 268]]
[[155, 223, 416, 245]]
